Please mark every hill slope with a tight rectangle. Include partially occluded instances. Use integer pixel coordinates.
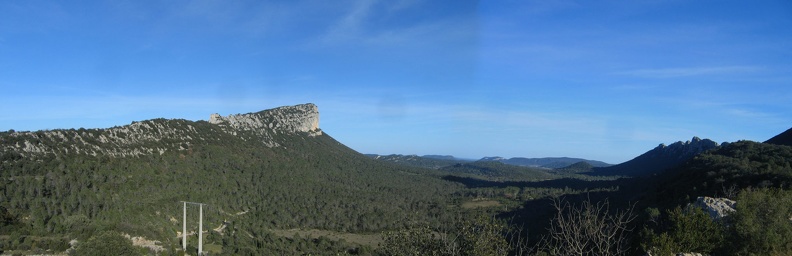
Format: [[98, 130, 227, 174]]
[[765, 127, 792, 146], [0, 103, 460, 254], [636, 139, 792, 210], [439, 161, 558, 181], [594, 137, 720, 176]]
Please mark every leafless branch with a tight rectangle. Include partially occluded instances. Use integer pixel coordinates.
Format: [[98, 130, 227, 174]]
[[540, 196, 637, 256]]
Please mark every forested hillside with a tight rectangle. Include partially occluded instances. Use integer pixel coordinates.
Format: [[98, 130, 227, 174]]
[[634, 139, 792, 255], [439, 161, 558, 182], [0, 104, 463, 254], [640, 140, 792, 208]]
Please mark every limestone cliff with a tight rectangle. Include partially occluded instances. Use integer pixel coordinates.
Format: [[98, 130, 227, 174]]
[[0, 103, 323, 158], [208, 103, 321, 147], [209, 103, 320, 136]]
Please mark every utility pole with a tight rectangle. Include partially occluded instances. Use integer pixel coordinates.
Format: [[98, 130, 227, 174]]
[[199, 204, 203, 255], [181, 201, 206, 255], [182, 201, 187, 251]]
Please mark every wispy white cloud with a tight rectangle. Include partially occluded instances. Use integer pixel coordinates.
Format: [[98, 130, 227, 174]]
[[616, 66, 763, 78], [724, 108, 772, 119], [313, 0, 475, 49]]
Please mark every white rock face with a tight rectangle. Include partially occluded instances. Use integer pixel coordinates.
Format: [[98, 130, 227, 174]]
[[3, 120, 192, 158], [1, 103, 323, 158], [690, 196, 736, 221], [208, 103, 322, 147], [209, 103, 321, 134]]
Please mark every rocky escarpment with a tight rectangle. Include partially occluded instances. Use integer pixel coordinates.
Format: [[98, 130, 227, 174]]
[[0, 103, 323, 159], [653, 137, 721, 160], [0, 119, 201, 158], [209, 103, 322, 147]]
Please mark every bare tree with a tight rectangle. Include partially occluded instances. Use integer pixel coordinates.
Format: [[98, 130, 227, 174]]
[[721, 183, 738, 199], [506, 222, 534, 256], [540, 197, 636, 256]]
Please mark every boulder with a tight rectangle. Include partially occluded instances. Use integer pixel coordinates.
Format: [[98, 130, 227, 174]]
[[690, 196, 736, 221]]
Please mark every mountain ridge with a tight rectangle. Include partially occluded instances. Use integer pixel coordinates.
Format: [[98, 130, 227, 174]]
[[1, 103, 323, 158], [594, 136, 720, 176]]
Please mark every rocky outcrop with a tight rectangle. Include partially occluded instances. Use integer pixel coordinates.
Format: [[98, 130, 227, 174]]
[[208, 103, 322, 147], [1, 119, 197, 158], [0, 103, 323, 158], [209, 103, 320, 136], [690, 196, 736, 221], [656, 137, 721, 160]]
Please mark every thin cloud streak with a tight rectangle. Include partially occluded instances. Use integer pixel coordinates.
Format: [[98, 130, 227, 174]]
[[616, 66, 763, 78]]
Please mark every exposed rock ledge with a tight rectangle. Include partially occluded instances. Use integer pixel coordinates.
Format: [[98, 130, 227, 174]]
[[209, 103, 322, 147], [0, 103, 323, 157], [689, 196, 736, 221]]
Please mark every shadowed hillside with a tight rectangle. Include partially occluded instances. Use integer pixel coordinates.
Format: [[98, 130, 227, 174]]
[[594, 137, 720, 177], [765, 127, 792, 146]]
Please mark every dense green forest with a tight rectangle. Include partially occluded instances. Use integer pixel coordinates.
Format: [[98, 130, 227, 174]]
[[0, 107, 466, 255], [1, 104, 791, 255]]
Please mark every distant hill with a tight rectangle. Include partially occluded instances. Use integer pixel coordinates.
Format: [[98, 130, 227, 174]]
[[765, 127, 792, 146], [478, 157, 612, 169], [366, 154, 469, 169], [422, 155, 461, 161], [439, 161, 558, 181], [553, 161, 595, 174], [594, 137, 720, 176]]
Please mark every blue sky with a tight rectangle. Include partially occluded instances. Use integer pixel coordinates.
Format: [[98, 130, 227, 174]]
[[1, 0, 790, 163]]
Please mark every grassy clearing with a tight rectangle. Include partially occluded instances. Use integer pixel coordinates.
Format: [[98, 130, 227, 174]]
[[203, 243, 222, 254], [268, 229, 383, 249], [461, 199, 502, 209]]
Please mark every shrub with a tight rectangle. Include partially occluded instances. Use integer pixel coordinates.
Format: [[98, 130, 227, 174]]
[[379, 214, 511, 256], [642, 206, 725, 255], [70, 231, 141, 256], [729, 188, 792, 255]]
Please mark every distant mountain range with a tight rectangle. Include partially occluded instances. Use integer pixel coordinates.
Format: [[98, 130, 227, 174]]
[[368, 137, 729, 179], [364, 154, 468, 169], [367, 154, 613, 170], [478, 157, 613, 169]]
